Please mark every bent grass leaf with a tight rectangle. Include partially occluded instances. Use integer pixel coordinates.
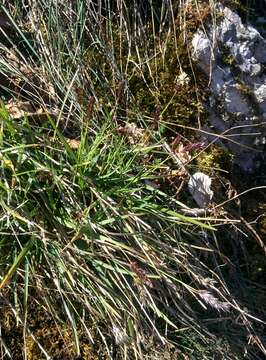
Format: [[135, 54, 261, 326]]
[[145, 204, 216, 230], [0, 237, 34, 290]]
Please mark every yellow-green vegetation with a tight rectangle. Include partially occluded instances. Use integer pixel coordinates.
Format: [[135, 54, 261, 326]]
[[1, 305, 100, 360], [195, 144, 234, 173], [77, 0, 211, 135], [126, 2, 211, 133], [0, 1, 265, 360]]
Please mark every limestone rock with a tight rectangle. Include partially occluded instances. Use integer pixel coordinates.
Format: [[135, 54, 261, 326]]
[[188, 172, 213, 208], [192, 3, 266, 173]]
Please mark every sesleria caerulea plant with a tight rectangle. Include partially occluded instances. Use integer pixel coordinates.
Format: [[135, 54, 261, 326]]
[[0, 1, 265, 359]]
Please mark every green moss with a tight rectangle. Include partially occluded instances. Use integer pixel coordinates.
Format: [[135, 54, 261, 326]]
[[195, 144, 234, 173], [127, 20, 210, 134], [77, 1, 212, 136], [1, 303, 107, 360]]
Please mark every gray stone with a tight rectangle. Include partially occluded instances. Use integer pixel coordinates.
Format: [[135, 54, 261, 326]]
[[254, 84, 266, 112], [224, 84, 250, 114], [192, 31, 215, 74], [192, 2, 266, 173]]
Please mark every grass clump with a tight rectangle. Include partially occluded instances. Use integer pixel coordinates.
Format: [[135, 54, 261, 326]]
[[0, 1, 265, 359], [0, 103, 220, 358], [0, 100, 221, 359]]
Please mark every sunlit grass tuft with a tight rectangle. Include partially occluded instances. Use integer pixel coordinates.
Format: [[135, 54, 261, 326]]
[[0, 1, 265, 359]]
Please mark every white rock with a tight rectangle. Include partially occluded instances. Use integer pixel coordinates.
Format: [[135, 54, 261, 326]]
[[254, 84, 266, 112], [188, 172, 213, 208], [191, 2, 266, 172], [192, 31, 215, 74]]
